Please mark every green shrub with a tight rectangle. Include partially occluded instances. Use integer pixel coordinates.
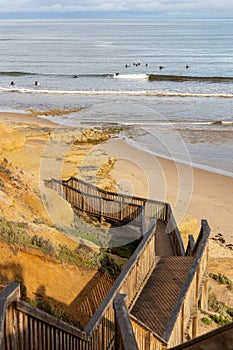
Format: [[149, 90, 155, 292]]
[[0, 217, 30, 245], [28, 297, 82, 328], [99, 254, 122, 279], [31, 235, 55, 256], [33, 218, 44, 224], [208, 293, 233, 325], [208, 294, 225, 313], [57, 244, 100, 269], [209, 272, 233, 290], [74, 247, 100, 268], [19, 282, 27, 299], [50, 303, 66, 319], [201, 317, 212, 325], [56, 244, 80, 266], [36, 300, 53, 314], [210, 314, 232, 326], [226, 307, 233, 318], [110, 238, 141, 258], [13, 279, 27, 300]]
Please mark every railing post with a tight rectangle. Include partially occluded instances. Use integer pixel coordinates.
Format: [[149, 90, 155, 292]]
[[0, 283, 21, 347], [114, 294, 139, 350], [165, 203, 170, 223], [141, 206, 146, 235], [185, 235, 195, 256], [120, 199, 123, 221], [100, 197, 104, 224], [202, 275, 209, 311], [192, 314, 198, 338]]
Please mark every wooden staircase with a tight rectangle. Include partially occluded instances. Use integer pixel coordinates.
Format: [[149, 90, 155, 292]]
[[0, 178, 212, 350]]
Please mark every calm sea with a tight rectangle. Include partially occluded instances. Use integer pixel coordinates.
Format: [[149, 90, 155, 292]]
[[0, 18, 232, 176]]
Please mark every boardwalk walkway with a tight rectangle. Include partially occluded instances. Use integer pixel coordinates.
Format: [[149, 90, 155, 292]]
[[131, 256, 194, 338], [0, 177, 212, 350], [155, 220, 175, 256]]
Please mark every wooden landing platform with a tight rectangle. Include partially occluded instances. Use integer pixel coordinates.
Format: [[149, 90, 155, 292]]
[[131, 256, 194, 338]]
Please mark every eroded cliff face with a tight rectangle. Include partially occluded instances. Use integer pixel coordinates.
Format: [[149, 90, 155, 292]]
[[0, 122, 25, 152], [2, 122, 115, 181], [0, 118, 118, 319], [0, 121, 116, 223]]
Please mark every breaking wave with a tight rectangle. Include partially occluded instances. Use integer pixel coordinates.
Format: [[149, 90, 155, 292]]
[[0, 87, 232, 98], [148, 74, 233, 83]]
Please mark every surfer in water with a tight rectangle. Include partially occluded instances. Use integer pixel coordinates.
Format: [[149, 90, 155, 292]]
[[10, 81, 15, 86], [35, 81, 40, 86]]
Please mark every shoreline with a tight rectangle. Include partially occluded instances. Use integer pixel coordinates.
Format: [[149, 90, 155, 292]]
[[100, 137, 233, 249], [0, 111, 232, 251], [120, 135, 233, 179], [0, 111, 59, 128], [1, 110, 232, 178]]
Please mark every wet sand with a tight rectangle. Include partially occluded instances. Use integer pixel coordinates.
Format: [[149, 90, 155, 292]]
[[100, 138, 233, 252], [0, 111, 232, 256]]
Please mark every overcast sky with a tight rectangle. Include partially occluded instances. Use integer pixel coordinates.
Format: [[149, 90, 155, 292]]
[[0, 0, 232, 18]]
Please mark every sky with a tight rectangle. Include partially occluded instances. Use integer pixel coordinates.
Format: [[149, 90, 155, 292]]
[[0, 0, 232, 19]]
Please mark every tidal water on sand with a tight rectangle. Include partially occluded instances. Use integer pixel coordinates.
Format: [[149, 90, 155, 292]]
[[0, 18, 232, 175]]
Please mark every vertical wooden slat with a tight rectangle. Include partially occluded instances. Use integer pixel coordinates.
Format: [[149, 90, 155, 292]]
[[37, 320, 42, 350], [1, 179, 208, 350], [55, 328, 59, 350], [50, 326, 54, 350], [59, 330, 63, 350], [1, 321, 5, 350], [23, 313, 29, 350], [10, 305, 17, 350], [46, 324, 51, 350], [5, 305, 10, 350], [42, 322, 46, 350], [34, 319, 38, 350], [18, 312, 24, 350], [13, 307, 19, 350], [29, 317, 34, 350]]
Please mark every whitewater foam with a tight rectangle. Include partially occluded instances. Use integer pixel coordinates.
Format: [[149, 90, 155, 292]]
[[0, 87, 232, 98]]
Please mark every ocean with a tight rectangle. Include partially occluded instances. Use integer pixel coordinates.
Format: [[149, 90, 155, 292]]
[[0, 18, 232, 176]]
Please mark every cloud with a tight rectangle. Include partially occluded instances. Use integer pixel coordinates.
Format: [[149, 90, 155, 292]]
[[0, 0, 231, 16]]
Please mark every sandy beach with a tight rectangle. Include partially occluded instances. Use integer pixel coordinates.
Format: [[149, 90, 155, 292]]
[[100, 138, 233, 251], [0, 111, 232, 257], [0, 110, 232, 335], [0, 111, 58, 128]]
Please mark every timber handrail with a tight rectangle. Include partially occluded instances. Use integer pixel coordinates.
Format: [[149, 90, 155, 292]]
[[113, 295, 139, 350], [0, 282, 20, 346], [68, 176, 168, 221], [166, 204, 185, 256], [15, 299, 89, 340], [0, 219, 157, 350], [170, 320, 233, 350], [45, 177, 168, 221], [45, 176, 185, 255], [130, 314, 168, 348], [0, 217, 210, 349], [185, 235, 195, 256], [84, 218, 157, 335], [46, 178, 145, 229], [68, 177, 166, 206], [162, 220, 210, 345], [0, 285, 91, 349]]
